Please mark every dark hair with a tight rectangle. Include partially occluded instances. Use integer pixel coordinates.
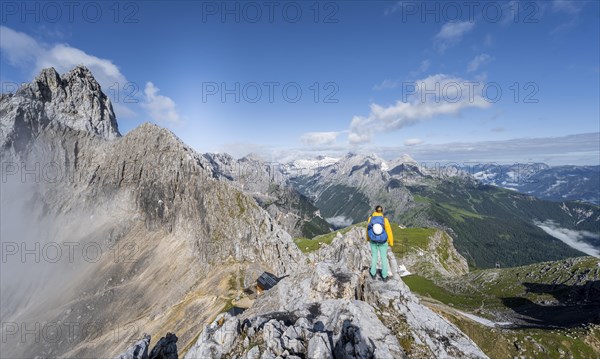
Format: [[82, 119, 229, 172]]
[[375, 205, 383, 212]]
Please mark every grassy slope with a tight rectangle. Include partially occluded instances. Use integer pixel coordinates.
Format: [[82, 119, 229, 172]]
[[402, 256, 600, 359], [438, 309, 600, 359], [294, 221, 435, 254], [294, 222, 364, 253]]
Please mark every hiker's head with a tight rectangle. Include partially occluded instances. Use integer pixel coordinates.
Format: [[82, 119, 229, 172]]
[[375, 205, 383, 213]]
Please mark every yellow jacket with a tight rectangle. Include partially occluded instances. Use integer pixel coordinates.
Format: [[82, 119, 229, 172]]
[[366, 212, 394, 246]]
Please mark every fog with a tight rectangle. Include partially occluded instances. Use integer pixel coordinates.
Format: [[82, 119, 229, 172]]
[[326, 215, 353, 229], [535, 220, 600, 258], [0, 162, 133, 356]]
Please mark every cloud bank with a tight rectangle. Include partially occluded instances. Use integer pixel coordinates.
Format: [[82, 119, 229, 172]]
[[0, 26, 180, 124], [349, 74, 491, 145], [535, 220, 600, 258]]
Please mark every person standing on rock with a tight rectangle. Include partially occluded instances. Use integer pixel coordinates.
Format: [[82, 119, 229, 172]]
[[366, 205, 394, 281]]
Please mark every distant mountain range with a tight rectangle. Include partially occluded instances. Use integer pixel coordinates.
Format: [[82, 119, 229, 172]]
[[468, 163, 600, 205], [284, 153, 599, 268]]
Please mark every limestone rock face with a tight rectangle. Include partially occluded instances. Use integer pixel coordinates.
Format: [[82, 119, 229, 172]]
[[0, 66, 119, 158]]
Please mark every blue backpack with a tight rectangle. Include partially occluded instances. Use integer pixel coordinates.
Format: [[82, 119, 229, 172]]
[[368, 216, 388, 244]]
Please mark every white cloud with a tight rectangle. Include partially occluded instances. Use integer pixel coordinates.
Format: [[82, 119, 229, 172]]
[[326, 216, 353, 228], [0, 26, 43, 65], [249, 133, 599, 167], [535, 220, 600, 258], [373, 79, 399, 91], [300, 131, 340, 146], [0, 26, 135, 118], [404, 138, 423, 146], [0, 26, 180, 123], [142, 82, 181, 124], [371, 132, 600, 166], [434, 21, 475, 52], [467, 54, 494, 73], [552, 0, 584, 14], [418, 59, 431, 73], [349, 74, 491, 144], [0, 26, 126, 91]]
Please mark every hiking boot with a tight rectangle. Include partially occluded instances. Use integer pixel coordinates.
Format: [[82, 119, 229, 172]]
[[369, 271, 376, 280], [382, 276, 389, 283]]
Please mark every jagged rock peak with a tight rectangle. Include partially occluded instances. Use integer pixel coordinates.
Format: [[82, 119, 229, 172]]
[[10, 65, 120, 139], [241, 152, 266, 162], [121, 122, 202, 162], [30, 65, 101, 93]]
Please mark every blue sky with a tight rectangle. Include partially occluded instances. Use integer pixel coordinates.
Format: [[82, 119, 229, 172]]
[[1, 0, 599, 164]]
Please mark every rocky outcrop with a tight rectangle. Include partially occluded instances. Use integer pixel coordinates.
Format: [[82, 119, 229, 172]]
[[400, 230, 469, 278], [0, 66, 119, 158], [183, 228, 488, 358], [115, 333, 178, 359], [115, 335, 151, 359]]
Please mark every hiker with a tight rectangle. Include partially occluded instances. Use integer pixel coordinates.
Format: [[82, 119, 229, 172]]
[[366, 205, 394, 281]]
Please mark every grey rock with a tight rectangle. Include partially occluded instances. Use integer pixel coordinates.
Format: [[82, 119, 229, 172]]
[[202, 152, 330, 238], [307, 332, 332, 359], [246, 346, 260, 359], [1, 66, 119, 158], [115, 334, 151, 359], [213, 317, 240, 352], [262, 321, 284, 356], [259, 349, 276, 359]]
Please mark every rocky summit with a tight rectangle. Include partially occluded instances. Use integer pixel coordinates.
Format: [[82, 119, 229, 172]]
[[1, 66, 119, 157]]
